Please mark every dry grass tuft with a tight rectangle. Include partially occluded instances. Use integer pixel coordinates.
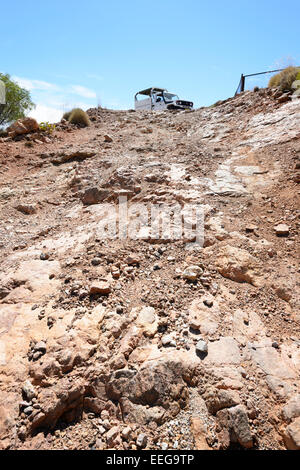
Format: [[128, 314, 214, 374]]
[[62, 111, 72, 121], [268, 66, 300, 91], [63, 108, 91, 127]]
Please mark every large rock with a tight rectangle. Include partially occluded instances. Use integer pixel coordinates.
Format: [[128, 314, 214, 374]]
[[283, 417, 300, 450], [216, 405, 253, 449], [203, 387, 240, 415], [7, 118, 39, 137], [214, 245, 261, 286], [81, 187, 109, 205], [282, 394, 300, 423], [106, 351, 199, 423], [0, 260, 61, 303], [50, 147, 97, 165], [30, 378, 86, 431]]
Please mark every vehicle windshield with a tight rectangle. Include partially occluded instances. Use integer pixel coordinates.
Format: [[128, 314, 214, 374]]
[[163, 92, 179, 102]]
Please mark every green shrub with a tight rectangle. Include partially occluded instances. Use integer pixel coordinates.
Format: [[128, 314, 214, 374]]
[[268, 66, 300, 91], [0, 73, 35, 127], [68, 108, 91, 127]]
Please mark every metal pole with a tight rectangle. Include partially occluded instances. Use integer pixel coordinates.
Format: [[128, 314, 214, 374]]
[[241, 74, 245, 92]]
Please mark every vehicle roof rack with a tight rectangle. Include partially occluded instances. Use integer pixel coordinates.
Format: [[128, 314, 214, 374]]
[[137, 87, 167, 96]]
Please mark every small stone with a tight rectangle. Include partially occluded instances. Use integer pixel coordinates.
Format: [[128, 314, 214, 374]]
[[101, 410, 110, 420], [34, 341, 47, 353], [32, 351, 42, 361], [182, 265, 202, 281], [282, 395, 300, 423], [162, 334, 176, 347], [125, 266, 134, 274], [40, 253, 49, 260], [203, 298, 213, 308], [196, 340, 208, 355], [22, 380, 37, 401], [126, 255, 140, 266], [98, 426, 106, 435], [102, 419, 110, 430], [23, 406, 33, 415], [111, 268, 120, 279], [228, 405, 253, 448], [122, 426, 132, 440], [274, 224, 289, 237], [15, 204, 36, 215], [245, 225, 258, 233], [95, 438, 105, 450], [104, 134, 113, 142], [277, 93, 291, 104], [136, 433, 148, 448], [106, 426, 120, 446], [91, 257, 101, 266], [89, 281, 111, 295], [19, 401, 31, 411], [7, 117, 39, 137], [238, 367, 247, 378]]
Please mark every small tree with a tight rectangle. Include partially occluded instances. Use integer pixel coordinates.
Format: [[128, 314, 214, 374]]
[[0, 73, 35, 127]]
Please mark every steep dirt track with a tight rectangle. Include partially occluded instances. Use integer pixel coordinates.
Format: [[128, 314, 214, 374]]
[[0, 89, 299, 450]]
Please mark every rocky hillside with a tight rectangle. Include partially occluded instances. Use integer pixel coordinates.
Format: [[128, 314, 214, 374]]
[[0, 87, 299, 450]]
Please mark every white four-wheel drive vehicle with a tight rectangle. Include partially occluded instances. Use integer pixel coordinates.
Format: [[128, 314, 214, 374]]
[[0, 80, 5, 116], [134, 87, 193, 111]]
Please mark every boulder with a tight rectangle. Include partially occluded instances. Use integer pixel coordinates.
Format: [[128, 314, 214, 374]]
[[282, 394, 300, 423], [214, 245, 261, 286], [216, 405, 253, 449], [7, 118, 39, 137], [283, 417, 300, 450], [204, 388, 240, 415]]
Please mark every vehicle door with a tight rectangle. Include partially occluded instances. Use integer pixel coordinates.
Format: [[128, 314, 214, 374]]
[[152, 93, 166, 111]]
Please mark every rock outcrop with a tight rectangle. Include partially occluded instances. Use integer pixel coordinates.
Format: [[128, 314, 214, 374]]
[[0, 89, 299, 450]]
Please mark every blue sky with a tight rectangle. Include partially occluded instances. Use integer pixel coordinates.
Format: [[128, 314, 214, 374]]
[[1, 0, 299, 122]]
